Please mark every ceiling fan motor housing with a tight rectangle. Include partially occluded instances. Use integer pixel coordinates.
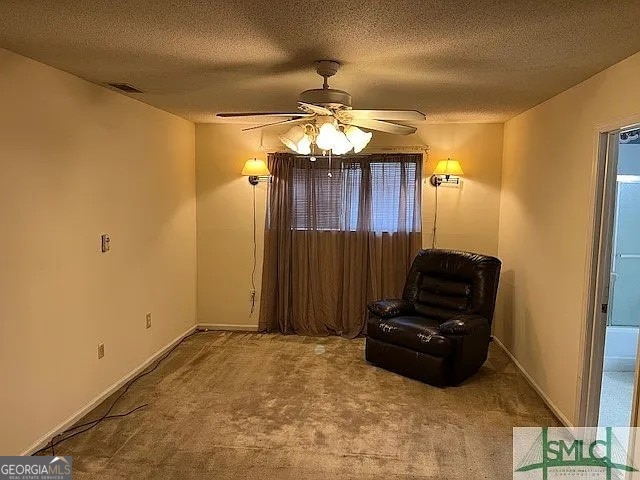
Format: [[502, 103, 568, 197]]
[[315, 60, 340, 78], [298, 88, 352, 109]]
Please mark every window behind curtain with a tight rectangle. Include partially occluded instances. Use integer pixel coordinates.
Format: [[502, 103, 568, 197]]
[[260, 152, 423, 336], [291, 155, 421, 233]]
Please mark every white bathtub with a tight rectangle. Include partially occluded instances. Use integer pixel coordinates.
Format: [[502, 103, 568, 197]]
[[604, 326, 640, 371]]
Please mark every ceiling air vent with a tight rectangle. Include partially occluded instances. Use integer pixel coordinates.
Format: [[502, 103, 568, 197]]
[[107, 83, 143, 93]]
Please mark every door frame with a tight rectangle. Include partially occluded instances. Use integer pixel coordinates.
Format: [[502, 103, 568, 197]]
[[579, 119, 640, 427]]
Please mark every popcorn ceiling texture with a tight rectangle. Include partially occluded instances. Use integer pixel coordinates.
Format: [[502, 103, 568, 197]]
[[1, 0, 640, 123]]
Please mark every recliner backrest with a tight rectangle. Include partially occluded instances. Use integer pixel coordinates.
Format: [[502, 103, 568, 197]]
[[402, 249, 501, 325]]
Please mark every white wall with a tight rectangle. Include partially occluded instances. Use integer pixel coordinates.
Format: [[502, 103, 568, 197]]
[[496, 51, 640, 425], [195, 123, 503, 328], [0, 48, 197, 455]]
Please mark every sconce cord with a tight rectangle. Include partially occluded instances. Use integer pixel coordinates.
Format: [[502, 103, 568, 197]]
[[432, 183, 438, 248], [250, 184, 257, 315]]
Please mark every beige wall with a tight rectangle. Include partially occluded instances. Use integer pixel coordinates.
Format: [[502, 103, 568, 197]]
[[195, 124, 268, 329], [195, 123, 503, 328], [0, 48, 197, 455], [496, 51, 640, 425], [369, 124, 504, 255]]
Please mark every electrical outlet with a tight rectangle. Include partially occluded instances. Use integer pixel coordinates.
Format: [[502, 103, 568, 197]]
[[100, 234, 110, 253], [146, 312, 152, 329], [97, 343, 105, 359]]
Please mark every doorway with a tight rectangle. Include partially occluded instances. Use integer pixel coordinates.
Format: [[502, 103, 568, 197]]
[[600, 132, 640, 426], [585, 126, 640, 428]]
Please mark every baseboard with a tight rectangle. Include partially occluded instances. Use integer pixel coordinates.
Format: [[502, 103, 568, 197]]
[[603, 356, 636, 372], [492, 336, 572, 427], [21, 324, 197, 456], [197, 323, 259, 332]]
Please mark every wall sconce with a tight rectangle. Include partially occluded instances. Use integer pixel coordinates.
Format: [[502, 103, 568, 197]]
[[430, 158, 464, 186], [429, 158, 464, 249], [241, 158, 271, 185]]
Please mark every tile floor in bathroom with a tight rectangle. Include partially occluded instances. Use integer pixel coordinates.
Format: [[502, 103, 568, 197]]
[[599, 370, 635, 426]]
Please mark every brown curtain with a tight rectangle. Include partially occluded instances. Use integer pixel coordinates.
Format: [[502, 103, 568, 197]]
[[259, 152, 422, 338]]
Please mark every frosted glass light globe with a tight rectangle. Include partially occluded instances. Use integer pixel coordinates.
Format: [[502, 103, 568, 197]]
[[316, 122, 338, 151], [344, 126, 372, 153], [331, 130, 353, 155], [297, 134, 312, 155], [279, 125, 307, 153]]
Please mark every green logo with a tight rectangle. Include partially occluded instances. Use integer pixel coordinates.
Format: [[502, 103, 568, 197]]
[[514, 427, 637, 479]]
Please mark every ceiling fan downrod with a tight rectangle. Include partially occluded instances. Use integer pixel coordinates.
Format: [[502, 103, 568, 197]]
[[316, 60, 340, 90]]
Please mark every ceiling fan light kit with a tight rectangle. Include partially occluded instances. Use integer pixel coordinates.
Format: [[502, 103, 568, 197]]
[[278, 120, 372, 156], [217, 60, 426, 156]]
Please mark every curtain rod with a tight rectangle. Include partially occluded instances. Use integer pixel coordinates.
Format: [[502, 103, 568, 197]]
[[362, 146, 429, 153]]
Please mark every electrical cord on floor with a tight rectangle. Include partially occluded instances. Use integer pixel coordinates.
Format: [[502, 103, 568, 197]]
[[32, 329, 206, 456], [41, 404, 149, 457]]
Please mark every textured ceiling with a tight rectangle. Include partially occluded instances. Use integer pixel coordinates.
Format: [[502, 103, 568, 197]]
[[1, 0, 640, 123]]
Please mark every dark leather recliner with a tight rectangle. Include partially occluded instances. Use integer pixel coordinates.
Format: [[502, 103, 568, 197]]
[[365, 249, 501, 386]]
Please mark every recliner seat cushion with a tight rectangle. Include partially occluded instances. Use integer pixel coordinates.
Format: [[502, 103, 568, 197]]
[[367, 315, 453, 357]]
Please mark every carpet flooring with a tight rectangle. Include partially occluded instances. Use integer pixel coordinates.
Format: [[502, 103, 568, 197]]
[[47, 332, 560, 479]]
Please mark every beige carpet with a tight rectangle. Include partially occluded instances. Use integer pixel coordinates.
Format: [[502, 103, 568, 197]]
[[48, 332, 559, 479]]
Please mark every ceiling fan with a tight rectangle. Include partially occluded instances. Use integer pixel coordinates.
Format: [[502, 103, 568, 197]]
[[216, 60, 426, 155]]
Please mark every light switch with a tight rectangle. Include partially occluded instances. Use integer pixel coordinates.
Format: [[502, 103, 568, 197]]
[[101, 234, 110, 253]]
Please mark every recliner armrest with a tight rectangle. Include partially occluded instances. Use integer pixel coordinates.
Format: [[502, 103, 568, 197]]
[[439, 315, 489, 336], [367, 299, 415, 319]]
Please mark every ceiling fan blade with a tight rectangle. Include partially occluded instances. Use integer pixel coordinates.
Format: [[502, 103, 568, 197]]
[[217, 112, 313, 118], [340, 109, 426, 122], [217, 112, 313, 124], [349, 119, 417, 135], [241, 117, 309, 131], [297, 102, 333, 116]]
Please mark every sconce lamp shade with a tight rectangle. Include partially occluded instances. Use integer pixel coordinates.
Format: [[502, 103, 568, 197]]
[[241, 158, 270, 176], [433, 158, 464, 176]]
